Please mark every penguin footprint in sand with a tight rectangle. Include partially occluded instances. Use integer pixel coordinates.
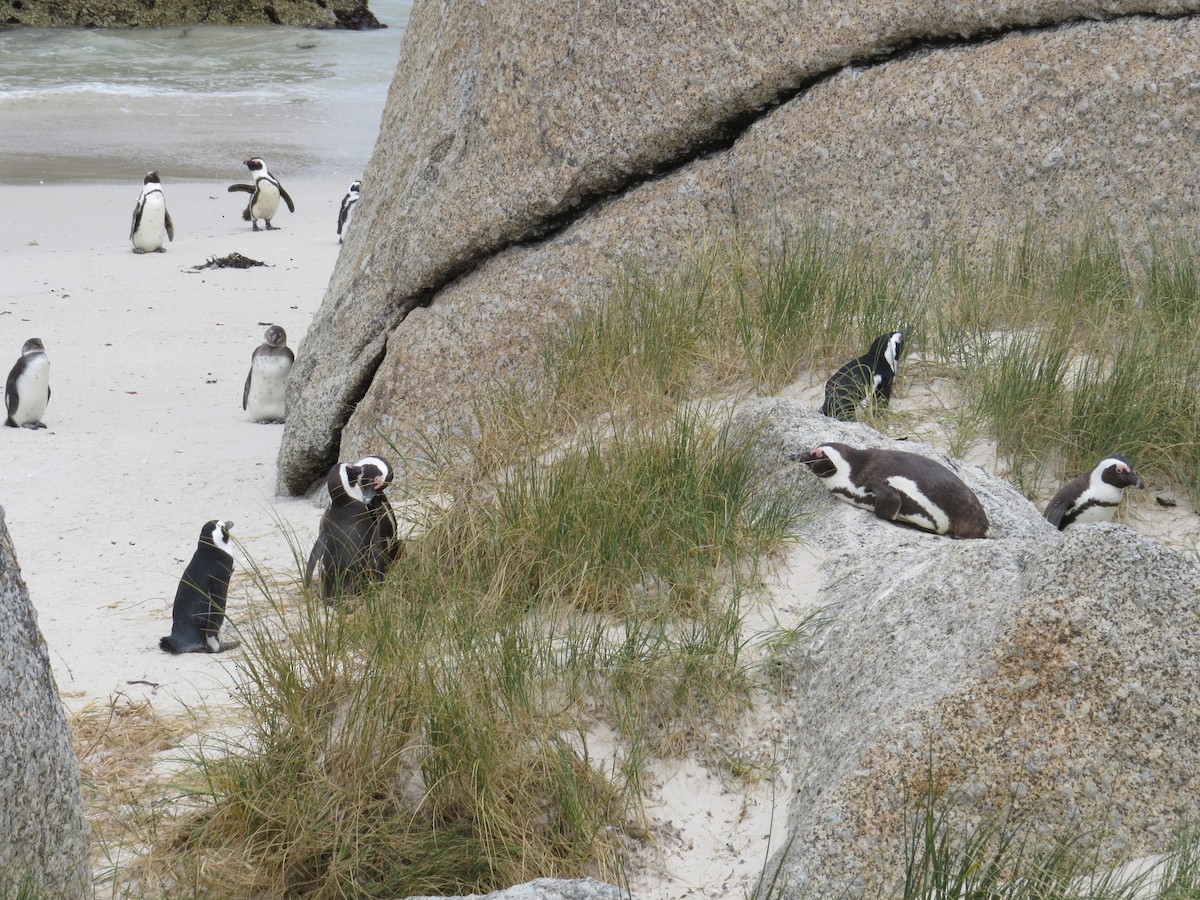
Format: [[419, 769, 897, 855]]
[[1044, 456, 1145, 530], [5, 338, 50, 429], [794, 442, 990, 539], [228, 157, 294, 231], [130, 170, 174, 253], [160, 520, 240, 654]]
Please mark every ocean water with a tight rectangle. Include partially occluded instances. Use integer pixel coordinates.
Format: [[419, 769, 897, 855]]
[[0, 0, 411, 183]]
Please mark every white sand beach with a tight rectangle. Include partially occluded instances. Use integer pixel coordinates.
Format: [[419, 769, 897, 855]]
[[0, 176, 351, 714]]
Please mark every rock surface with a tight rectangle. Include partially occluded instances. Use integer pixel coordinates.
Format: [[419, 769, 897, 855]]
[[278, 4, 1200, 492], [0, 505, 91, 898], [745, 401, 1200, 894], [6, 0, 380, 28]]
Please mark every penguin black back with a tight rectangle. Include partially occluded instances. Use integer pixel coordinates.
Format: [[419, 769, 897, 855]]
[[160, 520, 239, 654], [795, 442, 990, 539], [304, 463, 378, 601], [821, 331, 903, 421]]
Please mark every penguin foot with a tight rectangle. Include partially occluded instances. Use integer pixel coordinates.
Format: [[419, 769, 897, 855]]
[[252, 223, 261, 231], [132, 248, 147, 254], [22, 422, 46, 430], [154, 247, 167, 253], [265, 222, 278, 230]]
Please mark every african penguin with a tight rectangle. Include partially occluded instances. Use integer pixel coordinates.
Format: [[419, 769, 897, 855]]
[[227, 157, 295, 231], [160, 520, 240, 654], [1043, 456, 1145, 530], [304, 463, 378, 601], [337, 180, 361, 243], [129, 170, 175, 253], [793, 442, 990, 538], [4, 338, 51, 429], [242, 324, 294, 423], [821, 331, 904, 421], [355, 455, 401, 575]]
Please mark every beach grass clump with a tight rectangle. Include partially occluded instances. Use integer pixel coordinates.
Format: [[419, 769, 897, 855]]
[[157, 406, 798, 897]]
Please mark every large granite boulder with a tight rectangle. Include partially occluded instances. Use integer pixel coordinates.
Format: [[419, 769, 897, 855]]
[[6, 0, 380, 27], [745, 401, 1200, 894], [278, 3, 1200, 492], [0, 505, 91, 898]]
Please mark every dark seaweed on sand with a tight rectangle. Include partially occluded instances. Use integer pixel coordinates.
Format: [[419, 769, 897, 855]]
[[194, 252, 267, 270]]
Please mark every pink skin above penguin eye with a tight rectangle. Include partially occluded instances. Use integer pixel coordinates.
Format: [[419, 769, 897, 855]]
[[809, 447, 825, 458]]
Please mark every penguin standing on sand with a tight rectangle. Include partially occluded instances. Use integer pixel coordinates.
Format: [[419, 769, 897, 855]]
[[242, 325, 294, 423], [304, 463, 378, 601], [1044, 456, 1145, 530], [160, 520, 240, 654], [793, 442, 990, 538], [356, 455, 401, 575], [821, 331, 904, 421], [337, 180, 361, 243], [227, 157, 294, 231], [5, 338, 50, 429], [129, 171, 175, 253]]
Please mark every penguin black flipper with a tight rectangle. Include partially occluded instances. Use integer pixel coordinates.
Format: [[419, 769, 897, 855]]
[[227, 183, 255, 194], [1043, 492, 1072, 529], [164, 208, 175, 242], [242, 367, 252, 411], [871, 483, 905, 523], [279, 185, 295, 213], [130, 202, 142, 241], [303, 534, 325, 589]]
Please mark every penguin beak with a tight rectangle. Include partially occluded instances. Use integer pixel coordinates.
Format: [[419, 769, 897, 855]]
[[789, 449, 821, 467], [360, 483, 377, 504]]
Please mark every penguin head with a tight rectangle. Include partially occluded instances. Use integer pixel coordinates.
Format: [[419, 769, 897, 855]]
[[791, 444, 847, 479], [200, 519, 235, 554], [21, 338, 46, 356], [244, 157, 267, 173], [329, 463, 367, 505], [356, 456, 393, 493], [347, 180, 362, 197], [1097, 456, 1145, 492], [143, 171, 161, 185], [263, 324, 288, 348], [867, 331, 904, 375]]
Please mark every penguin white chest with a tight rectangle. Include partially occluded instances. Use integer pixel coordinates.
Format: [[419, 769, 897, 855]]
[[252, 180, 282, 221], [10, 355, 50, 423], [247, 355, 292, 421], [133, 194, 167, 251]]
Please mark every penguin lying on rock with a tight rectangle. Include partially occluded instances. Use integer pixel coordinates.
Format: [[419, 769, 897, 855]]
[[1044, 456, 1145, 530], [821, 331, 903, 421], [160, 520, 240, 654], [793, 442, 990, 538]]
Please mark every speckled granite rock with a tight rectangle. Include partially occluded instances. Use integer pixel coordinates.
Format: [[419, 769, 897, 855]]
[[0, 505, 90, 899], [6, 0, 381, 28], [744, 400, 1200, 895], [403, 877, 631, 900], [279, 9, 1200, 492]]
